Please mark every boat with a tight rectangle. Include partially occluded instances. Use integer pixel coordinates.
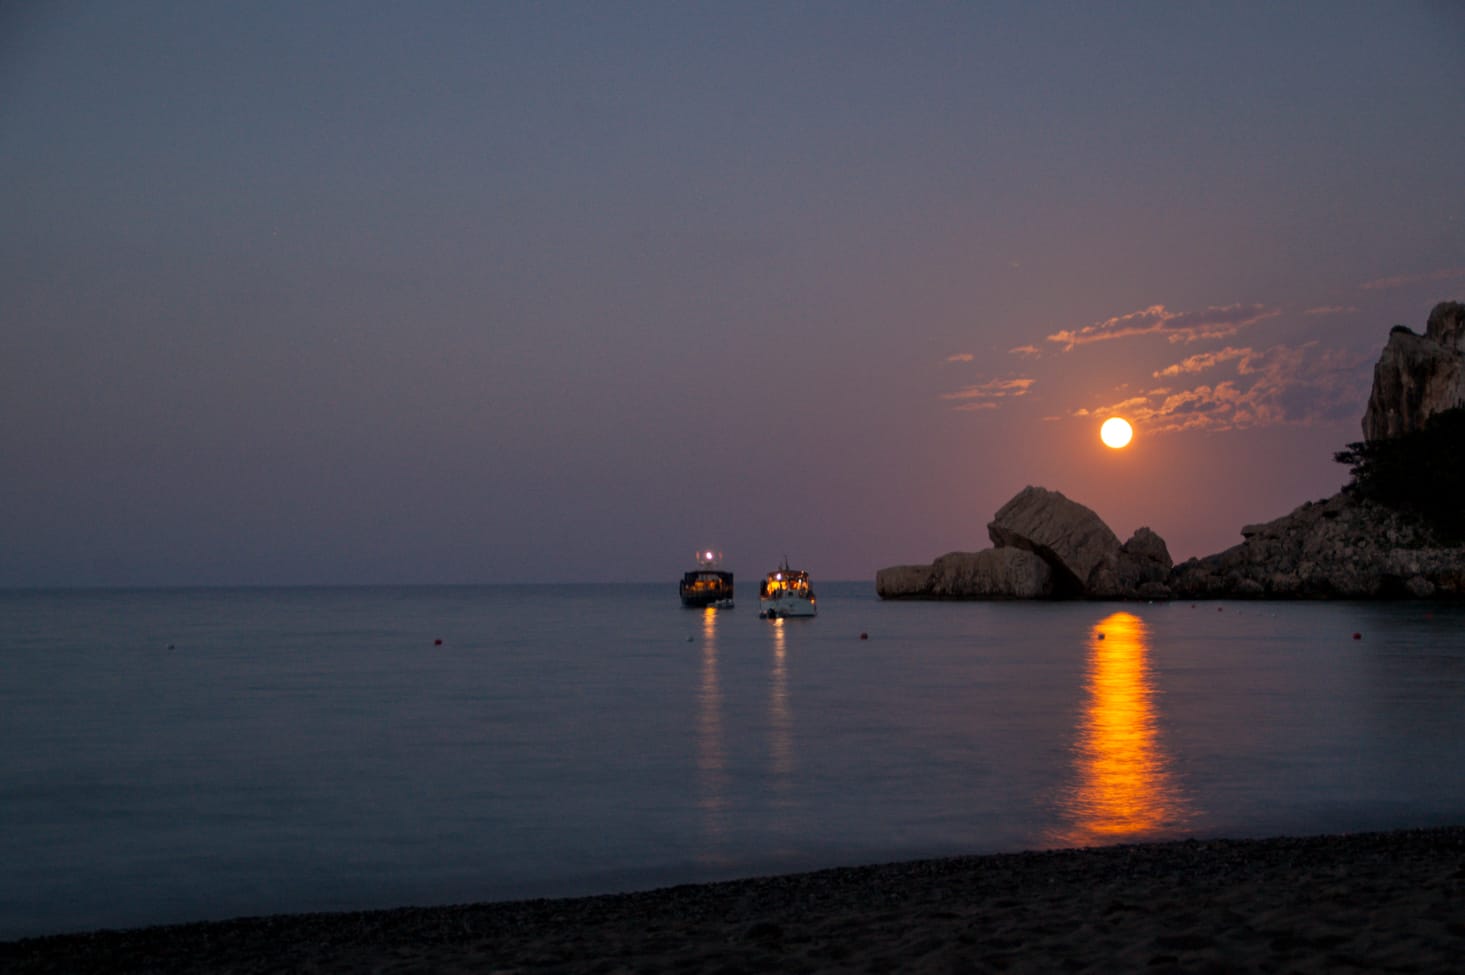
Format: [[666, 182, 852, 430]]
[[680, 550, 734, 608], [759, 560, 816, 618]]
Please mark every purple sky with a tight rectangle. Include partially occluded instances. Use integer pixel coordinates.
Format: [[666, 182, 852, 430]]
[[4, 2, 1464, 586]]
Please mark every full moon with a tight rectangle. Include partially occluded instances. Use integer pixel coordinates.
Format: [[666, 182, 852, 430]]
[[1100, 417, 1133, 449]]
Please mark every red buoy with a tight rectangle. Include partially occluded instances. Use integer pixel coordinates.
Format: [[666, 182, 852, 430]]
[[1352, 632, 1361, 640], [434, 638, 443, 646]]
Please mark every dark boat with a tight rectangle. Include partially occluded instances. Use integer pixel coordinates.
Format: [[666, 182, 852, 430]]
[[680, 550, 734, 608]]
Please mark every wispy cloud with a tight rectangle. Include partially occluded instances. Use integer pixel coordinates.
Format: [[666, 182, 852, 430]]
[[943, 352, 975, 364], [1046, 303, 1279, 351], [1360, 267, 1465, 291], [1009, 344, 1042, 358], [942, 377, 1035, 411], [1081, 343, 1369, 433], [1304, 305, 1357, 316], [1152, 346, 1256, 379]]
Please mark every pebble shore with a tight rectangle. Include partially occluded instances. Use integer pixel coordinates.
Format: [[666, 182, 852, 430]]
[[5, 826, 1465, 973]]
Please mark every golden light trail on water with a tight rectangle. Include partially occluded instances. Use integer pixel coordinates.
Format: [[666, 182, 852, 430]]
[[1054, 611, 1191, 845]]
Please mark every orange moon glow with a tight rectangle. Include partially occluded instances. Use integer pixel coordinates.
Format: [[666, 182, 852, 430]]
[[1100, 417, 1133, 449]]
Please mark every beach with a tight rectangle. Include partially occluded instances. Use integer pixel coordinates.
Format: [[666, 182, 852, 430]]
[[5, 826, 1464, 973]]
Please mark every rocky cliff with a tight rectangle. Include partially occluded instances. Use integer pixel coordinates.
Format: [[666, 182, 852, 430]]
[[878, 301, 1465, 601], [1362, 300, 1465, 441], [1170, 300, 1465, 599], [877, 479, 1465, 601], [1167, 492, 1465, 598]]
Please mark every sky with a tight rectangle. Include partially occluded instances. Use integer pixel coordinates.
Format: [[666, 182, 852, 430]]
[[4, 2, 1465, 587]]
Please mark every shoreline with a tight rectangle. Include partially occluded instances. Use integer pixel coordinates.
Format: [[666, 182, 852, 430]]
[[5, 826, 1464, 973]]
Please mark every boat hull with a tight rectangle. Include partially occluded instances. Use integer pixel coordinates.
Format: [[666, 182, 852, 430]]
[[680, 570, 734, 608], [759, 594, 816, 618]]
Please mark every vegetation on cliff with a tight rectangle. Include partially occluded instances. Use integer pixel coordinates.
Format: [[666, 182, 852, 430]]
[[1334, 405, 1465, 542]]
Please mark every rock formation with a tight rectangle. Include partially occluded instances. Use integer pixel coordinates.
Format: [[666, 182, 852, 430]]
[[876, 486, 1171, 600], [1168, 300, 1465, 599], [876, 548, 1052, 599], [1167, 492, 1464, 598], [986, 487, 1122, 595], [1362, 301, 1465, 441], [1117, 527, 1175, 595], [878, 300, 1465, 601]]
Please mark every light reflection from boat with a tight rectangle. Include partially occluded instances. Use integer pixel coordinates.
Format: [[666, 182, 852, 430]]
[[1053, 610, 1191, 846], [762, 616, 800, 847], [696, 606, 729, 850], [769, 618, 794, 786]]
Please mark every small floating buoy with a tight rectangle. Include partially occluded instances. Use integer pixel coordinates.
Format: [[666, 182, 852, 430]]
[[167, 644, 175, 650], [1217, 606, 1224, 612], [859, 632, 868, 640], [1352, 632, 1362, 640], [434, 639, 443, 646], [1097, 632, 1105, 640]]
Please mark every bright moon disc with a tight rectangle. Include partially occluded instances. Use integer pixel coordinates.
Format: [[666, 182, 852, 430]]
[[1100, 417, 1133, 449]]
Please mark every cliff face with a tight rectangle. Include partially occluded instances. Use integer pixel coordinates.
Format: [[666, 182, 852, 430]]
[[1167, 492, 1465, 599], [877, 301, 1465, 601], [1167, 301, 1465, 599], [1362, 301, 1465, 441]]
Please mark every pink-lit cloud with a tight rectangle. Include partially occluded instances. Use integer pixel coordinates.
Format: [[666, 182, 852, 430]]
[[1304, 305, 1357, 316], [1360, 267, 1465, 291], [1079, 343, 1369, 434], [1152, 346, 1257, 378], [941, 377, 1035, 411], [1046, 303, 1280, 351], [943, 352, 975, 363], [1009, 344, 1042, 358]]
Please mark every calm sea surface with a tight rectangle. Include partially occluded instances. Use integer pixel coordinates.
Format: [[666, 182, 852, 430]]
[[3, 583, 1465, 939]]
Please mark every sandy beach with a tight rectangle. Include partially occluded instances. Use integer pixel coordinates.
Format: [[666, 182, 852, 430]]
[[5, 826, 1464, 973]]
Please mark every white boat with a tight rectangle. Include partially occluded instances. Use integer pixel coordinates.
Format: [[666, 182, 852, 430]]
[[759, 561, 816, 618]]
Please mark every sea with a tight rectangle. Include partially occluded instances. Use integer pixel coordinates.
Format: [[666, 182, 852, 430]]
[[3, 582, 1465, 940]]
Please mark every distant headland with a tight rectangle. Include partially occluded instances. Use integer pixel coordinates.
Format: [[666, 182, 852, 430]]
[[878, 300, 1465, 601]]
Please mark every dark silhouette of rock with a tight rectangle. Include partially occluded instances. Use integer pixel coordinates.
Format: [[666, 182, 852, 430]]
[[876, 486, 1167, 600], [876, 548, 1052, 599], [1169, 300, 1465, 599], [877, 301, 1465, 601], [875, 563, 935, 599], [987, 486, 1123, 596], [1362, 301, 1465, 441], [1118, 527, 1174, 596], [1168, 492, 1465, 598]]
